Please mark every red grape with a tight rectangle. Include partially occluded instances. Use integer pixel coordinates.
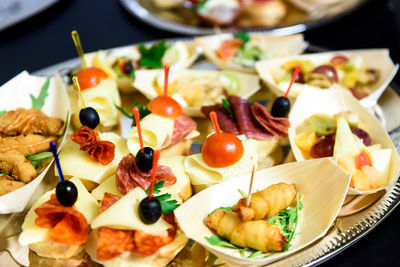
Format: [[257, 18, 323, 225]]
[[291, 68, 305, 83], [351, 128, 371, 146], [312, 65, 338, 83], [310, 136, 335, 158]]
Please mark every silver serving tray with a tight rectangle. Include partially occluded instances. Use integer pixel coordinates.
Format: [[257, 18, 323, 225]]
[[3, 38, 399, 266], [118, 0, 370, 36]]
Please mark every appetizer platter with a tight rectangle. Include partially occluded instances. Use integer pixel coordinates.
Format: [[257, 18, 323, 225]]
[[1, 31, 400, 267], [119, 0, 370, 35]]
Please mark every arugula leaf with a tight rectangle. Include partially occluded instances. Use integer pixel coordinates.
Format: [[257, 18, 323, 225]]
[[205, 235, 240, 249], [30, 78, 50, 110], [0, 173, 8, 177], [0, 111, 6, 117], [26, 152, 53, 170], [248, 250, 262, 259], [268, 193, 303, 251], [208, 205, 235, 216], [129, 68, 136, 79], [115, 104, 134, 119], [222, 98, 234, 119], [238, 188, 248, 198], [234, 31, 250, 46], [196, 1, 207, 10], [138, 40, 169, 69]]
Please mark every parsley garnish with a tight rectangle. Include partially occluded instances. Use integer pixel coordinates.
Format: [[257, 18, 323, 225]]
[[26, 152, 53, 170], [138, 40, 169, 69], [114, 103, 151, 126], [146, 181, 179, 215], [129, 68, 136, 79], [196, 1, 206, 10], [0, 111, 6, 117], [222, 98, 234, 119], [234, 31, 250, 46], [30, 78, 50, 110]]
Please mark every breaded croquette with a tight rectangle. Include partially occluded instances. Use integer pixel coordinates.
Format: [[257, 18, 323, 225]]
[[0, 134, 57, 155], [0, 108, 64, 136], [0, 150, 36, 183], [0, 175, 25, 196]]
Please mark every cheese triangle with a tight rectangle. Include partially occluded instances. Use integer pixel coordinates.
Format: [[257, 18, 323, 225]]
[[91, 187, 171, 236]]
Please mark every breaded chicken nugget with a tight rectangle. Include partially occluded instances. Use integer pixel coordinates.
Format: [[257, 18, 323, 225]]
[[0, 150, 36, 183], [0, 108, 64, 136], [0, 134, 56, 155], [0, 175, 25, 196]]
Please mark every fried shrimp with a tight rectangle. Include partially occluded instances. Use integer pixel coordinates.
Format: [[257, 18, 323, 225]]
[[0, 175, 25, 196]]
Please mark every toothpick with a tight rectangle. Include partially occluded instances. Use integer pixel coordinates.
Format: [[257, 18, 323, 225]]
[[72, 76, 86, 109], [49, 142, 64, 183], [71, 30, 87, 69], [284, 64, 301, 99], [246, 164, 257, 207]]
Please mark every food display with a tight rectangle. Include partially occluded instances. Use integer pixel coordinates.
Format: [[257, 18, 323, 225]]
[[256, 49, 399, 107], [1, 32, 399, 266], [289, 88, 400, 194], [83, 40, 200, 93], [196, 32, 307, 73]]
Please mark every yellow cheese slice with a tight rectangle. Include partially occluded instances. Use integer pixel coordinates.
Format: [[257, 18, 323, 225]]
[[19, 177, 99, 246], [81, 79, 121, 127], [57, 132, 129, 184], [92, 155, 190, 203], [92, 175, 122, 201], [127, 114, 175, 154], [184, 139, 258, 186], [91, 187, 171, 236]]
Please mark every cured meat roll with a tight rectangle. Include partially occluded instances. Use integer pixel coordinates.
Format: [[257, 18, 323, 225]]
[[233, 182, 296, 221], [205, 209, 286, 252]]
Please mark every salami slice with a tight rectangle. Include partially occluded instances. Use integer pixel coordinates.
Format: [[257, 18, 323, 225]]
[[70, 126, 115, 165], [116, 155, 176, 195], [201, 105, 240, 135], [251, 102, 290, 138], [170, 114, 197, 146], [35, 194, 88, 246]]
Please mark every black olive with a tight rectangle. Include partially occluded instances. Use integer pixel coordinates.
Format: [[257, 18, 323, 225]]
[[271, 97, 291, 118], [79, 107, 100, 129], [136, 147, 154, 172], [56, 180, 78, 207], [139, 197, 162, 224], [122, 62, 133, 75]]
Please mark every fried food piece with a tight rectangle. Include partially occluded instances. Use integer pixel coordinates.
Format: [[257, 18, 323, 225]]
[[233, 183, 296, 221], [205, 209, 286, 252], [0, 134, 56, 155], [0, 175, 25, 196], [0, 108, 64, 136], [0, 150, 36, 183]]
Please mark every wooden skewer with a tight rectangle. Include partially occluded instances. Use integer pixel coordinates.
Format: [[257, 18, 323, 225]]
[[71, 30, 87, 69], [246, 164, 257, 207], [72, 76, 86, 109]]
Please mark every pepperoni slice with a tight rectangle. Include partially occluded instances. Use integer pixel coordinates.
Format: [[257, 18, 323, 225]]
[[170, 114, 197, 146], [70, 126, 115, 165], [35, 194, 88, 246]]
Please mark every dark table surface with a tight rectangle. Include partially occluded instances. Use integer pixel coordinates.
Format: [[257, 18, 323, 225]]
[[1, 0, 400, 266]]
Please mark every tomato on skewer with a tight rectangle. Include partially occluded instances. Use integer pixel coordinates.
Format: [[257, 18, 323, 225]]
[[75, 67, 108, 91]]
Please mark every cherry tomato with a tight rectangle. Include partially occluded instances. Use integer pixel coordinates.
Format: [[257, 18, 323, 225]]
[[201, 132, 244, 168], [312, 65, 338, 83], [355, 152, 371, 169], [76, 67, 108, 90], [217, 39, 243, 61], [148, 96, 182, 119], [330, 55, 349, 66]]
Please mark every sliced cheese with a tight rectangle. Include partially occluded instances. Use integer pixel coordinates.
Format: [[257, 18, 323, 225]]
[[91, 187, 171, 236], [92, 155, 190, 203], [81, 79, 121, 127], [184, 139, 258, 186], [57, 132, 129, 184], [92, 175, 122, 201], [19, 177, 99, 246], [127, 114, 175, 154]]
